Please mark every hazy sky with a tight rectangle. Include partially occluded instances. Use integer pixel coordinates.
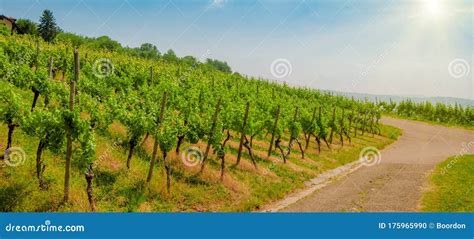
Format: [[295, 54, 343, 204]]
[[1, 0, 473, 99]]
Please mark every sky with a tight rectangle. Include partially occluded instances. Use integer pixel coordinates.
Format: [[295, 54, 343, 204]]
[[1, 0, 473, 100]]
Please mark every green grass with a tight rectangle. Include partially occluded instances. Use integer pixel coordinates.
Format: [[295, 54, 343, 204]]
[[421, 154, 474, 212], [0, 124, 400, 212]]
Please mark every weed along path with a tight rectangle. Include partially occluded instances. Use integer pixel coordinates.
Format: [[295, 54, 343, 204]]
[[273, 117, 474, 212]]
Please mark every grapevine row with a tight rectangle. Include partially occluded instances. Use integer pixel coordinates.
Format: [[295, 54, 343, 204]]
[[0, 34, 381, 210]]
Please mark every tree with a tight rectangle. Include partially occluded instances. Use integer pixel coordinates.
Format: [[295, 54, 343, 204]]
[[162, 49, 179, 63], [89, 36, 121, 51], [56, 32, 86, 47], [38, 10, 61, 42], [0, 25, 9, 36], [205, 59, 232, 73], [182, 56, 198, 66], [16, 19, 38, 35], [135, 43, 160, 59]]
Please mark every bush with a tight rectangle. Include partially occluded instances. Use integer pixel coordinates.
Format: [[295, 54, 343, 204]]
[[0, 24, 10, 36]]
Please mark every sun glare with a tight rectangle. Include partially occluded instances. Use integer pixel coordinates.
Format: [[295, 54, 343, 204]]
[[422, 0, 444, 19]]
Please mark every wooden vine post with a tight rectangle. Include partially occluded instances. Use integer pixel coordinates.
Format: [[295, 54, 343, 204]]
[[348, 110, 353, 137], [305, 107, 317, 150], [369, 112, 375, 137], [329, 107, 336, 144], [43, 56, 54, 107], [353, 112, 358, 137], [64, 49, 78, 203], [346, 110, 352, 143], [361, 111, 367, 136], [48, 56, 54, 79], [140, 68, 156, 147], [146, 92, 168, 183], [288, 106, 299, 148], [267, 105, 281, 157], [339, 108, 345, 147], [236, 102, 250, 166], [200, 98, 222, 173]]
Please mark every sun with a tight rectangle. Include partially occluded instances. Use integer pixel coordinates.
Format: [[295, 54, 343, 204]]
[[421, 0, 444, 19]]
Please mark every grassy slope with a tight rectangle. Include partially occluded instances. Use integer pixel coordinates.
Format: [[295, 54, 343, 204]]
[[0, 87, 401, 212], [420, 154, 474, 212]]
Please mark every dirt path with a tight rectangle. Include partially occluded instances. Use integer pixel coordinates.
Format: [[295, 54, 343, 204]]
[[279, 117, 474, 212]]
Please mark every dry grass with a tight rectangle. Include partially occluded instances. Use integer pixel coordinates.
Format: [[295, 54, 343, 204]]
[[0, 117, 400, 212]]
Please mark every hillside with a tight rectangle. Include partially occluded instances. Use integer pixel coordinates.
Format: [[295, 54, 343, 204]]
[[0, 33, 400, 212]]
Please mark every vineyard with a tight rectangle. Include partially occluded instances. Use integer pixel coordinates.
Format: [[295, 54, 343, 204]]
[[0, 33, 403, 212], [378, 99, 473, 129]]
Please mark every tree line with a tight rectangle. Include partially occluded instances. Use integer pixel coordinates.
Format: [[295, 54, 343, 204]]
[[7, 9, 232, 73]]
